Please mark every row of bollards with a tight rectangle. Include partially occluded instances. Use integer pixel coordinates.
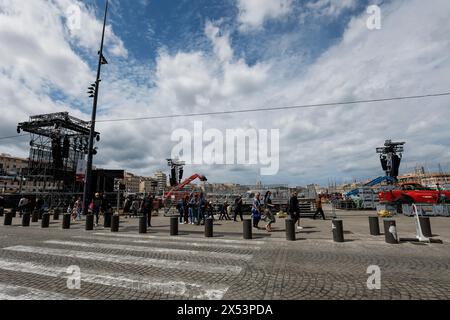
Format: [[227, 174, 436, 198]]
[[368, 216, 433, 244], [2, 209, 121, 232], [2, 207, 434, 243]]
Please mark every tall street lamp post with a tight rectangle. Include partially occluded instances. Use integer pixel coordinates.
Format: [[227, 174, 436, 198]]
[[82, 0, 109, 216]]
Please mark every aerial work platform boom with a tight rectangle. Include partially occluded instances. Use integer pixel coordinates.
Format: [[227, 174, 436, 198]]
[[344, 176, 396, 197], [164, 174, 207, 202]]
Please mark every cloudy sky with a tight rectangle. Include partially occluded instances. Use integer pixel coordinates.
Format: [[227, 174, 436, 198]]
[[0, 0, 449, 186]]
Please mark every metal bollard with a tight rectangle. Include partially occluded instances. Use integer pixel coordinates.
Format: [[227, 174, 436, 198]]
[[22, 213, 31, 227], [383, 219, 398, 244], [332, 219, 344, 243], [4, 211, 13, 226], [104, 213, 112, 228], [0, 207, 4, 217], [243, 219, 252, 240], [85, 214, 94, 231], [139, 216, 147, 234], [53, 209, 60, 221], [419, 216, 432, 238], [285, 218, 296, 241], [41, 213, 50, 228], [32, 210, 39, 223], [369, 216, 381, 236], [170, 216, 178, 236], [111, 215, 120, 232], [62, 214, 71, 229], [205, 218, 213, 238]]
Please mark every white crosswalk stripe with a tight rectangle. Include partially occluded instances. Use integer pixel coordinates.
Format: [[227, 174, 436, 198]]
[[91, 232, 264, 248], [92, 232, 265, 245], [73, 235, 261, 251], [4, 245, 243, 275], [0, 258, 228, 300], [0, 282, 87, 300], [44, 240, 253, 261]]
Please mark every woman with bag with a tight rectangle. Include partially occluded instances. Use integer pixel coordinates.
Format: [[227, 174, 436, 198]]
[[252, 193, 262, 229], [263, 191, 276, 232]]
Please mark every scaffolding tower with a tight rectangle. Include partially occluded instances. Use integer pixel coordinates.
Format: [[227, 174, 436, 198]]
[[17, 112, 99, 197]]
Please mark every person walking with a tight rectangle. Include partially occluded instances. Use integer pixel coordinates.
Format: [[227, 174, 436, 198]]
[[252, 193, 262, 229], [123, 196, 132, 218], [226, 201, 232, 220], [18, 196, 29, 218], [131, 197, 140, 218], [263, 191, 276, 232], [183, 196, 189, 224], [188, 194, 196, 224], [197, 193, 206, 225], [207, 201, 215, 220], [288, 191, 302, 230], [177, 198, 185, 224], [313, 194, 326, 220], [233, 196, 244, 222], [141, 193, 153, 227], [219, 201, 229, 220], [73, 197, 83, 221], [35, 197, 45, 216], [93, 193, 102, 227]]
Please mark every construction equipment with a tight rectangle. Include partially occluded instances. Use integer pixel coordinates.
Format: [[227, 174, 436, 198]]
[[344, 176, 396, 198], [162, 173, 207, 215], [164, 174, 207, 201]]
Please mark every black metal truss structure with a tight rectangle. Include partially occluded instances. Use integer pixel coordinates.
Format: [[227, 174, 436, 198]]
[[376, 140, 405, 180], [167, 158, 185, 187], [17, 112, 99, 193]]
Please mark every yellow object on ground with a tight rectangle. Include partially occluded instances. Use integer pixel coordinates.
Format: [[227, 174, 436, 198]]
[[277, 211, 288, 218], [378, 209, 392, 218]]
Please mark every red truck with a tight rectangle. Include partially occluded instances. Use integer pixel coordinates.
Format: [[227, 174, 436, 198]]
[[379, 183, 450, 204]]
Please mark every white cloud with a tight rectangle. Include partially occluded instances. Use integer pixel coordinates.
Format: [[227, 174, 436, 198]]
[[54, 0, 128, 58], [205, 21, 234, 63], [237, 0, 293, 31], [152, 23, 270, 108], [305, 0, 357, 17], [0, 0, 127, 158]]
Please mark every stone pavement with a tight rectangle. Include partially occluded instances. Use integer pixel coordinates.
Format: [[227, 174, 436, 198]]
[[0, 207, 449, 300]]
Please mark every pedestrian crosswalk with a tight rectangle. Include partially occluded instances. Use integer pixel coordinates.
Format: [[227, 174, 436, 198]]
[[0, 232, 262, 300], [43, 240, 254, 261]]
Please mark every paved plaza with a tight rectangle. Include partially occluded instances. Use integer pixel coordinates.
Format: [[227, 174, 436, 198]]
[[0, 206, 449, 300]]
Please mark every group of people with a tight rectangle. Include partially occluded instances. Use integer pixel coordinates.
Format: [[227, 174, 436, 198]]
[[123, 192, 155, 227], [173, 191, 327, 232], [251, 191, 277, 231], [175, 193, 245, 226], [176, 192, 208, 225], [251, 191, 326, 232]]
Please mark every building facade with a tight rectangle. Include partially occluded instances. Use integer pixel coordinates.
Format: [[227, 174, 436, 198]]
[[123, 172, 141, 193], [153, 171, 167, 193], [0, 153, 28, 176], [398, 172, 450, 188], [139, 177, 158, 194]]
